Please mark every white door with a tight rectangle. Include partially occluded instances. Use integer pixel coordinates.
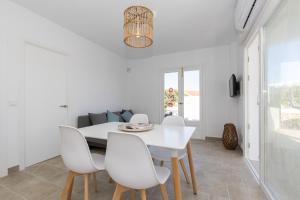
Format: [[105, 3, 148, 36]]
[[163, 67, 200, 125], [247, 34, 260, 172], [25, 43, 68, 167]]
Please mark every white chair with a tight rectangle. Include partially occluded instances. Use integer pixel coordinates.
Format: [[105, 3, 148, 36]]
[[150, 116, 191, 184], [105, 132, 170, 200], [161, 115, 185, 126], [129, 114, 149, 124], [59, 126, 105, 200]]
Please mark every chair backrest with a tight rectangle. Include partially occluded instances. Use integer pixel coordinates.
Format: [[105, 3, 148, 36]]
[[129, 114, 149, 124], [59, 126, 97, 174], [105, 132, 159, 189], [162, 115, 185, 126]]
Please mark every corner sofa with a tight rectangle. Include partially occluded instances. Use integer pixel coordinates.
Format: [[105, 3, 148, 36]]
[[77, 110, 134, 149]]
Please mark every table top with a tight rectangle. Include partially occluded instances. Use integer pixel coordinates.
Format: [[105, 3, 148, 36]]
[[79, 122, 196, 150]]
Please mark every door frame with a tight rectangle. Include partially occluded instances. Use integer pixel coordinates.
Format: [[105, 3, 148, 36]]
[[0, 35, 8, 177], [159, 65, 204, 139], [244, 32, 263, 180], [19, 40, 69, 169]]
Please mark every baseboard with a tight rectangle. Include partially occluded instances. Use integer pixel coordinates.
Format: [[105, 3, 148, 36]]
[[8, 165, 19, 174], [238, 144, 243, 154], [190, 138, 204, 142], [205, 136, 222, 141]]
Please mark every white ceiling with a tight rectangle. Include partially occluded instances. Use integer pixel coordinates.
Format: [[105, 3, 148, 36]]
[[11, 0, 238, 58]]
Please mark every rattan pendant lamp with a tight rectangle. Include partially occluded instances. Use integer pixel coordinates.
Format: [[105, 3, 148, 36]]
[[123, 6, 153, 48]]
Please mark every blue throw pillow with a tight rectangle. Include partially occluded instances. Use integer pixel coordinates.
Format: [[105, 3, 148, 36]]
[[107, 111, 120, 122], [121, 111, 133, 122]]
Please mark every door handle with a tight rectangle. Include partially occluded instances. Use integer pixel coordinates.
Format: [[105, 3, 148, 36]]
[[59, 105, 68, 108], [179, 102, 184, 105]]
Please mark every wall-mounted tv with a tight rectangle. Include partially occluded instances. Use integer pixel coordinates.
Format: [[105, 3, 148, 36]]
[[229, 74, 240, 97]]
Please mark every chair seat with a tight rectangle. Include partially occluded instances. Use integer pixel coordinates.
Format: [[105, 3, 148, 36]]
[[91, 153, 105, 170], [150, 146, 187, 161], [154, 166, 170, 184]]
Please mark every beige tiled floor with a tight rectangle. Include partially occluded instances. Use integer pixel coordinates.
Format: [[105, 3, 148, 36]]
[[0, 140, 267, 200]]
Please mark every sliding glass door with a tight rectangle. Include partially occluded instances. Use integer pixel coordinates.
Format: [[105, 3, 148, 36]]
[[263, 0, 300, 199]]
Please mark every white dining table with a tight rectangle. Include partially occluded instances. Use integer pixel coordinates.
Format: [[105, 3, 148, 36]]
[[79, 122, 198, 200]]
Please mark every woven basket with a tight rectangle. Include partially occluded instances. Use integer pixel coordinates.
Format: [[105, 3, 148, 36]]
[[222, 123, 238, 150]]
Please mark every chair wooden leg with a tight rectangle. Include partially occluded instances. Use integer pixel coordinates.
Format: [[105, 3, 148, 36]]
[[160, 184, 168, 200], [179, 159, 190, 184], [61, 171, 75, 200], [67, 175, 74, 200], [112, 184, 127, 200], [109, 177, 114, 183], [93, 172, 98, 192], [130, 190, 136, 200], [160, 160, 164, 167], [187, 141, 198, 195], [140, 189, 147, 200], [84, 174, 89, 200]]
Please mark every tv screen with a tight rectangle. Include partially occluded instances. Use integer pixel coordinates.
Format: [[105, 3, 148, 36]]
[[229, 74, 239, 97]]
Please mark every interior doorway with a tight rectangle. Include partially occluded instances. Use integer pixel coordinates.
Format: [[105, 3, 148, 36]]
[[246, 34, 261, 176]]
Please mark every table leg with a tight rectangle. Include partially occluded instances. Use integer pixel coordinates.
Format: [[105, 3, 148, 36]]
[[171, 157, 182, 200], [187, 141, 198, 194]]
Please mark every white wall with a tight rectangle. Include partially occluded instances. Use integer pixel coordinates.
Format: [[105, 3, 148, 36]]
[[0, 0, 126, 176], [126, 45, 239, 139]]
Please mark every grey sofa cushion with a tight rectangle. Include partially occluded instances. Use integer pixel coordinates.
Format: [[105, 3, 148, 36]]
[[88, 112, 107, 125], [77, 115, 91, 128]]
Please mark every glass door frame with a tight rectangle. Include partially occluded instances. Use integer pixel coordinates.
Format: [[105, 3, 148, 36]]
[[244, 32, 263, 181], [159, 66, 203, 130], [260, 26, 267, 191]]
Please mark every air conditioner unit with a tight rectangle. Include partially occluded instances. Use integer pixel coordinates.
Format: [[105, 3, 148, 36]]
[[235, 0, 266, 32]]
